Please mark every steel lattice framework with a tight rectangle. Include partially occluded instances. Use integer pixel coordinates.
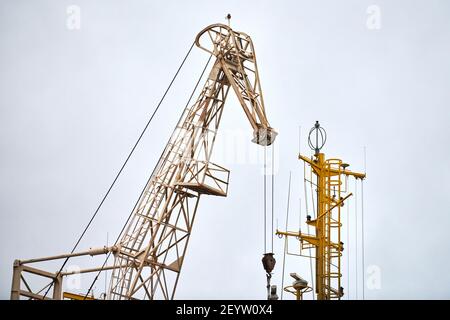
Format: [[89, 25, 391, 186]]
[[109, 24, 277, 299], [10, 23, 276, 300]]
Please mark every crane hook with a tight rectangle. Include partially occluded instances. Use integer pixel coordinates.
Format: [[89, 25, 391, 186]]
[[262, 253, 278, 300]]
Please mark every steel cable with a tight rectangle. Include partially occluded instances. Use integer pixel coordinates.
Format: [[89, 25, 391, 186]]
[[43, 41, 196, 299], [280, 172, 292, 300], [83, 51, 213, 300]]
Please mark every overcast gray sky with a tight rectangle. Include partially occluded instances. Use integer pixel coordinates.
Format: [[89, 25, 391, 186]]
[[1, 0, 450, 299]]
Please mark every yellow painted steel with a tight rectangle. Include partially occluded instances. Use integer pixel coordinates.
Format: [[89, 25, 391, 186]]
[[276, 152, 365, 300], [62, 292, 95, 300]]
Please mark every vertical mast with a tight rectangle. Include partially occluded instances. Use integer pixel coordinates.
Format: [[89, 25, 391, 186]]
[[277, 121, 365, 300]]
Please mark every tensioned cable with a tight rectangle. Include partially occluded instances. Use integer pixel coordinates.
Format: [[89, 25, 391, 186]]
[[83, 52, 214, 299], [264, 147, 267, 253], [354, 178, 358, 300], [347, 186, 350, 300], [361, 179, 365, 300], [311, 167, 316, 219], [304, 161, 315, 299], [300, 126, 314, 300], [105, 232, 108, 297], [362, 146, 366, 300], [364, 146, 367, 174], [298, 126, 302, 233], [85, 163, 156, 299], [298, 126, 301, 161], [271, 143, 275, 252], [299, 198, 302, 233], [303, 162, 308, 219], [280, 171, 292, 300], [43, 42, 196, 299], [43, 41, 196, 299]]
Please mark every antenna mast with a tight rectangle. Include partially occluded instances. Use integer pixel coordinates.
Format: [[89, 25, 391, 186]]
[[277, 121, 365, 300]]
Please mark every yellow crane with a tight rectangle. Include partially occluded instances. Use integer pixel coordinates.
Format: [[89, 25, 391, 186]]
[[10, 21, 277, 300], [277, 121, 365, 300]]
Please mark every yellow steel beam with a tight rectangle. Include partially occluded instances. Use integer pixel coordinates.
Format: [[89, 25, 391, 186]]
[[299, 154, 366, 179], [316, 193, 353, 221], [275, 229, 319, 247]]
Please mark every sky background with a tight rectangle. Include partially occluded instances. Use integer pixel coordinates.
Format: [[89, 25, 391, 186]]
[[1, 0, 450, 299]]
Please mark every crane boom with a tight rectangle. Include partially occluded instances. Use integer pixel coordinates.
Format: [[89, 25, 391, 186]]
[[108, 23, 276, 299]]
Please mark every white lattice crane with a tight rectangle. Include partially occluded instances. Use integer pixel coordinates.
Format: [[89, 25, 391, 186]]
[[11, 22, 277, 300]]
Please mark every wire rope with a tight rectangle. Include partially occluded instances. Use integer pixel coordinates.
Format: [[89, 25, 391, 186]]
[[280, 172, 292, 300], [347, 186, 350, 300], [271, 143, 275, 252], [355, 178, 358, 300], [43, 41, 196, 299], [82, 49, 213, 300], [264, 147, 267, 253], [361, 179, 365, 300]]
